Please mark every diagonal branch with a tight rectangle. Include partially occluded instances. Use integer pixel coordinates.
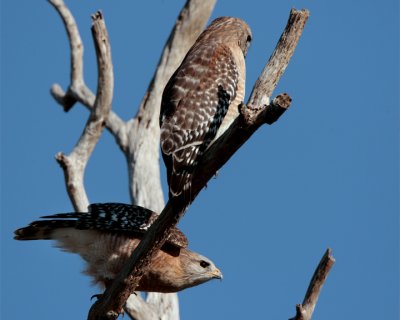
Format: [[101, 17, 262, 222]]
[[290, 248, 336, 320], [88, 8, 310, 319], [48, 0, 127, 151], [249, 8, 310, 106], [55, 11, 113, 212]]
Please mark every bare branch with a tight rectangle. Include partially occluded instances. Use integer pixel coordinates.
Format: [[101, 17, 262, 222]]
[[88, 8, 308, 319], [56, 11, 113, 212], [249, 8, 309, 106], [48, 0, 127, 150], [48, 0, 85, 110], [290, 249, 336, 320]]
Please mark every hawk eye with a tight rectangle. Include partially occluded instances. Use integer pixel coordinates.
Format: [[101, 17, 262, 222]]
[[247, 35, 252, 43], [200, 260, 210, 268]]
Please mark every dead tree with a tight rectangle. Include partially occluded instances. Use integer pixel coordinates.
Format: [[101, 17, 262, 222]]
[[45, 0, 334, 319]]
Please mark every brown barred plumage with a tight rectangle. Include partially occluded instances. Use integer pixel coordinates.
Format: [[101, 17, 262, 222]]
[[160, 17, 252, 201]]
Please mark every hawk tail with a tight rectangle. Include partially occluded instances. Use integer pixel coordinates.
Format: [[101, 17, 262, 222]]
[[14, 219, 77, 240], [169, 170, 193, 205]]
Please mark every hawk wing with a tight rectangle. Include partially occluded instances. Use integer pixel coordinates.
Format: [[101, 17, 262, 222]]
[[34, 203, 188, 248], [160, 43, 240, 199]]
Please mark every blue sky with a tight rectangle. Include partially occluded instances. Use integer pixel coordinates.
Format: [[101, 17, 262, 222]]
[[1, 1, 398, 319]]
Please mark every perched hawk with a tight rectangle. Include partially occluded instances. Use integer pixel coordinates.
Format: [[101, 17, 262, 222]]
[[160, 17, 252, 201], [14, 203, 222, 293]]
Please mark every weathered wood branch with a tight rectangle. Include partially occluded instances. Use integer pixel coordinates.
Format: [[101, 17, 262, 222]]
[[55, 11, 113, 212], [48, 0, 84, 111], [48, 0, 127, 150], [88, 8, 310, 320], [249, 8, 310, 106], [290, 248, 335, 320]]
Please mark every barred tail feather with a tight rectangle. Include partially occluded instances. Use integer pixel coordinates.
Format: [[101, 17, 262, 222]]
[[169, 170, 192, 203], [168, 145, 202, 204], [14, 220, 77, 240]]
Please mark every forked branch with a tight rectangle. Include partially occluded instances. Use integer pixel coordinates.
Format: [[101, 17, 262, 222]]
[[55, 11, 113, 212], [48, 0, 126, 149]]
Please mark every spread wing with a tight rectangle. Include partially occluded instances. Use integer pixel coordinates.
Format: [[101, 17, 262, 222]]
[[32, 203, 188, 248]]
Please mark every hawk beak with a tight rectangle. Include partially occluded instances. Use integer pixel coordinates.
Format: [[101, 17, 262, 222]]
[[210, 268, 223, 280]]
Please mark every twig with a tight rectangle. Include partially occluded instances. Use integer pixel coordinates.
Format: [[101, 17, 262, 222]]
[[48, 0, 127, 150], [248, 8, 310, 106], [48, 0, 84, 111], [55, 11, 113, 212], [290, 248, 336, 320], [88, 8, 309, 319]]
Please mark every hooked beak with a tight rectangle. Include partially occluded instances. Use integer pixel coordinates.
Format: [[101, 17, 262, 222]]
[[210, 267, 223, 280]]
